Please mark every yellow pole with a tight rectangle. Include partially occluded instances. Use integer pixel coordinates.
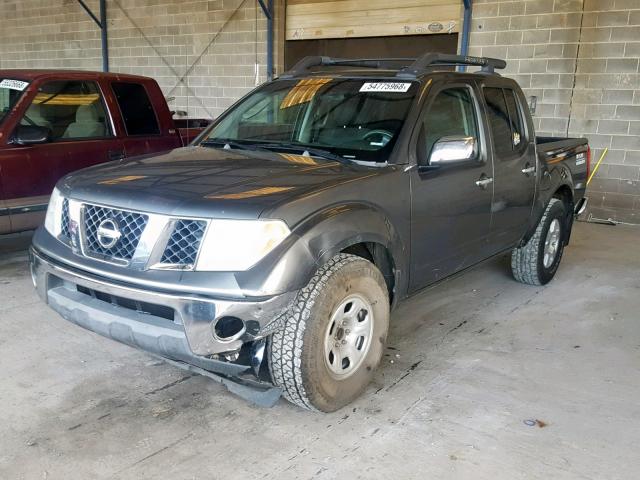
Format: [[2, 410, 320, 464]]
[[587, 147, 608, 186]]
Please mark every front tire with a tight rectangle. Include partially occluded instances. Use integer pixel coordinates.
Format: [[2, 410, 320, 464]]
[[511, 197, 567, 286], [268, 254, 390, 412]]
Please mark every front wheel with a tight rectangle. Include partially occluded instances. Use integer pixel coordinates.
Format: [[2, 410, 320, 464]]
[[511, 197, 567, 286], [268, 254, 390, 412]]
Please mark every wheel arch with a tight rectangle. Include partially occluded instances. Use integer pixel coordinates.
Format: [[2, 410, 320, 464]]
[[552, 184, 575, 245], [341, 241, 397, 305], [292, 202, 407, 304]]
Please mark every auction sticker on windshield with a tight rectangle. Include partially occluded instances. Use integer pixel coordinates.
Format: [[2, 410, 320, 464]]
[[0, 79, 29, 91], [360, 82, 411, 93]]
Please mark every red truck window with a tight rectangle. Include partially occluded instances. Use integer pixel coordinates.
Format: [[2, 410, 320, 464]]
[[111, 82, 160, 136], [20, 81, 112, 141]]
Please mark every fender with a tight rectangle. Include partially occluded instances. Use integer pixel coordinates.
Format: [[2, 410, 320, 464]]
[[235, 202, 408, 301]]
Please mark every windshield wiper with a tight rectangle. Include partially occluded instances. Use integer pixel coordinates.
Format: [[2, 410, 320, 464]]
[[201, 139, 351, 164], [253, 142, 347, 163], [200, 139, 262, 151]]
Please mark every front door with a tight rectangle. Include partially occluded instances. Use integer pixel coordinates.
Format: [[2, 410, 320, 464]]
[[1, 79, 124, 231], [481, 86, 536, 251], [409, 83, 493, 292]]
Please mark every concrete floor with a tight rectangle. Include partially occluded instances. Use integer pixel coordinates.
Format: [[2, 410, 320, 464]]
[[1, 222, 639, 480]]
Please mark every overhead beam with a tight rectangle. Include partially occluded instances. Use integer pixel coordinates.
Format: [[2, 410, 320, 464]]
[[257, 0, 274, 80], [459, 0, 473, 71], [77, 0, 109, 72]]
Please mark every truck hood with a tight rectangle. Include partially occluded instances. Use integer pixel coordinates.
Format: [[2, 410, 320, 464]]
[[59, 146, 386, 220]]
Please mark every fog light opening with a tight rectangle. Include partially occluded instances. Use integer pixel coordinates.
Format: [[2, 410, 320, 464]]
[[213, 316, 246, 342]]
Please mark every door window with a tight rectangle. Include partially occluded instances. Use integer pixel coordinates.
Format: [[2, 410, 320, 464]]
[[422, 86, 478, 160], [484, 87, 526, 156], [20, 81, 111, 140], [111, 82, 160, 136], [504, 88, 526, 152], [483, 87, 512, 157]]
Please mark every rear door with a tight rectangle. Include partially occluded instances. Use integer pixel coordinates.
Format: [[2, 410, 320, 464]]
[[409, 81, 494, 291], [0, 183, 10, 234], [481, 85, 536, 251], [2, 79, 124, 231], [110, 81, 179, 157]]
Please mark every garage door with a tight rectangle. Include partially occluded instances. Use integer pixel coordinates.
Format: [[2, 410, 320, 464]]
[[285, 0, 462, 68]]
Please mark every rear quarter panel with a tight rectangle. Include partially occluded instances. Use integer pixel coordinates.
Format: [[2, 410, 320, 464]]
[[522, 137, 588, 243]]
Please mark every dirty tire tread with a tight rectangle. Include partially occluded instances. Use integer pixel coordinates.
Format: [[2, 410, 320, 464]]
[[511, 198, 563, 286], [268, 254, 366, 411]]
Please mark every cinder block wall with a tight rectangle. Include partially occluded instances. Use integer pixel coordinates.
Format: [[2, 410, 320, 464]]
[[0, 0, 268, 119], [469, 0, 640, 224]]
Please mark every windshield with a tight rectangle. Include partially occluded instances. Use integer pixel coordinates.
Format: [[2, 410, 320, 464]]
[[202, 78, 418, 162], [0, 78, 30, 125]]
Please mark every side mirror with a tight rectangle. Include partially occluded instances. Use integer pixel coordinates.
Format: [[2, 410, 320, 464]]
[[429, 136, 477, 167], [13, 125, 51, 145]]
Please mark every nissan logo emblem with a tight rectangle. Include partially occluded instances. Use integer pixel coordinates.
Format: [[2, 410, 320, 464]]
[[96, 218, 122, 249]]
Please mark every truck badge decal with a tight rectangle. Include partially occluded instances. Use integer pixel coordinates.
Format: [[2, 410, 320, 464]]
[[97, 218, 122, 249], [360, 82, 412, 93]]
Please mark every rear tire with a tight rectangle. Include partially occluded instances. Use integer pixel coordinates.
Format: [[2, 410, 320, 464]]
[[511, 197, 567, 286], [268, 254, 389, 412]]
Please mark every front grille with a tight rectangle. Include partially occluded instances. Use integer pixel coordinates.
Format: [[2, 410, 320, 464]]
[[160, 219, 207, 266], [76, 285, 175, 322], [61, 199, 70, 239], [83, 204, 148, 261]]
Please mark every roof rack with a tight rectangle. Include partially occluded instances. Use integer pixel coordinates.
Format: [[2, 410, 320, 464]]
[[279, 52, 506, 79], [396, 53, 506, 78], [280, 56, 416, 78]]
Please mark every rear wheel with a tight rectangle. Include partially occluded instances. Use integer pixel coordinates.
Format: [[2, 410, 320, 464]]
[[268, 254, 389, 412], [511, 197, 567, 286]]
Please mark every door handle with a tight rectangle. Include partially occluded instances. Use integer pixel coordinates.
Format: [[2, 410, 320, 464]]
[[475, 176, 493, 189], [108, 150, 125, 161], [521, 165, 535, 175]]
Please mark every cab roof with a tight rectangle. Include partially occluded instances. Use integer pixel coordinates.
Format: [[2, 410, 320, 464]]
[[0, 69, 153, 83]]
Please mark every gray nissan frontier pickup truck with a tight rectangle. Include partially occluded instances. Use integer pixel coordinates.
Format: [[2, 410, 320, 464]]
[[30, 53, 589, 411]]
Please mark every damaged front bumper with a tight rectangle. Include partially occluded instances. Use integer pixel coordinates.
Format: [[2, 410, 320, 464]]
[[30, 247, 296, 406]]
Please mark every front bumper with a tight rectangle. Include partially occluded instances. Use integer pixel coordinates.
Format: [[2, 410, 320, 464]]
[[31, 247, 295, 355], [30, 247, 296, 404]]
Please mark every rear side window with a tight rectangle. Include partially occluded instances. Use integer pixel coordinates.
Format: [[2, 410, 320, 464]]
[[422, 87, 478, 159], [20, 80, 111, 141], [483, 87, 512, 156], [484, 87, 526, 157], [111, 82, 160, 136], [504, 89, 525, 150]]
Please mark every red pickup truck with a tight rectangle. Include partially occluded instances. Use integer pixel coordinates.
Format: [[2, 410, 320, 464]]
[[0, 70, 209, 234]]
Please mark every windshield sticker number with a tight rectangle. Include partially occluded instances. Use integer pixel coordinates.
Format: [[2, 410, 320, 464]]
[[0, 79, 29, 91], [360, 82, 411, 93]]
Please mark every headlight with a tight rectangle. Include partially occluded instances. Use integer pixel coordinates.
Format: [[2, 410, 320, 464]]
[[44, 187, 64, 237], [195, 219, 290, 271]]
